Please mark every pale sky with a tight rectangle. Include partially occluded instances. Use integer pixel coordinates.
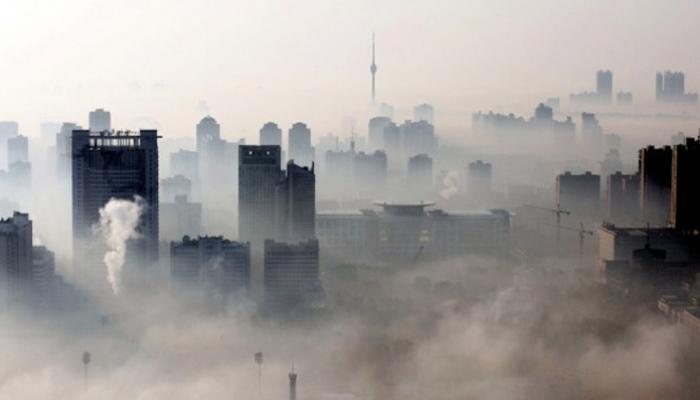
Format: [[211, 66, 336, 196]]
[[1, 0, 699, 141]]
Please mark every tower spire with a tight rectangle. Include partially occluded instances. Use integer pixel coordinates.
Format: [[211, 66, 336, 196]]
[[370, 32, 377, 104]]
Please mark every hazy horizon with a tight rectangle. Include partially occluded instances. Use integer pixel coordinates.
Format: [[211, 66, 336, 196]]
[[2, 0, 700, 141]]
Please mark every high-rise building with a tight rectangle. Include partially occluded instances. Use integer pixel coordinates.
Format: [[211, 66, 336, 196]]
[[160, 195, 201, 243], [71, 130, 160, 273], [161, 175, 192, 203], [169, 149, 199, 183], [89, 108, 111, 133], [196, 115, 221, 155], [400, 120, 437, 158], [263, 239, 321, 308], [353, 151, 387, 193], [56, 122, 82, 178], [656, 71, 698, 104], [467, 160, 492, 194], [7, 135, 28, 166], [596, 70, 613, 102], [171, 235, 250, 295], [639, 145, 673, 226], [0, 121, 18, 169], [288, 123, 314, 167], [556, 171, 601, 217], [408, 153, 433, 188], [606, 172, 640, 225], [413, 104, 435, 125], [260, 122, 282, 146], [671, 137, 700, 231], [276, 161, 315, 242], [289, 368, 298, 400], [534, 103, 553, 121], [238, 145, 282, 243], [0, 212, 33, 296], [368, 116, 392, 151]]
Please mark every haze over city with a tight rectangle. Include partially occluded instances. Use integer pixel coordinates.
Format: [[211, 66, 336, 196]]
[[1, 1, 700, 399]]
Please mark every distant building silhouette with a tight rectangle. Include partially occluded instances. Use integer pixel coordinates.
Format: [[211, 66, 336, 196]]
[[169, 149, 199, 184], [616, 91, 633, 105], [263, 239, 322, 308], [160, 195, 201, 243], [596, 70, 613, 102], [260, 122, 282, 146], [161, 175, 192, 202], [368, 116, 392, 151], [408, 153, 433, 188], [656, 71, 698, 104], [0, 212, 32, 297], [89, 108, 111, 132], [606, 172, 640, 225], [413, 104, 434, 125], [288, 123, 314, 168], [7, 135, 28, 166], [171, 235, 250, 296], [556, 171, 600, 217]]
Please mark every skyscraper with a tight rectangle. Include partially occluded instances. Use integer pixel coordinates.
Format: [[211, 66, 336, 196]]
[[89, 108, 111, 133], [670, 137, 700, 231], [288, 122, 314, 167], [408, 153, 433, 188], [263, 239, 321, 308], [238, 145, 282, 243], [596, 70, 613, 102], [413, 104, 435, 125], [368, 116, 392, 151], [556, 171, 601, 217], [260, 122, 282, 146], [0, 212, 33, 297], [276, 161, 316, 242], [71, 130, 160, 274], [7, 135, 28, 166], [639, 145, 673, 226]]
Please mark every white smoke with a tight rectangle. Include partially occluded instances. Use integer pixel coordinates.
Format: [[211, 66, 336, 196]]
[[97, 197, 144, 294], [439, 170, 460, 199]]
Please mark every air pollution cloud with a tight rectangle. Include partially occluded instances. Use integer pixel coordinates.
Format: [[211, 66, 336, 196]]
[[97, 197, 144, 294], [439, 170, 460, 199]]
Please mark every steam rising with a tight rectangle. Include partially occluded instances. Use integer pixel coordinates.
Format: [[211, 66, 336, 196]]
[[97, 197, 144, 294], [439, 171, 459, 199]]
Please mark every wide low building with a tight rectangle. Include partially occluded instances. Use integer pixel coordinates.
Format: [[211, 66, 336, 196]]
[[316, 202, 510, 264]]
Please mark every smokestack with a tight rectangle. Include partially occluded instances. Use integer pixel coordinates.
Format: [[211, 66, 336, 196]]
[[288, 364, 297, 400]]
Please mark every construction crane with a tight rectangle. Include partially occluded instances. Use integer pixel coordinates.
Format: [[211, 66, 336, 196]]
[[524, 203, 571, 249], [545, 222, 594, 265]]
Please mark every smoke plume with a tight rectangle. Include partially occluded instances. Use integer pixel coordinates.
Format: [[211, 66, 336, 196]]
[[97, 197, 144, 294]]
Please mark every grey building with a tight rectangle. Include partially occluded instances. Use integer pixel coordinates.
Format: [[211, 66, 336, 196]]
[[260, 122, 282, 146], [606, 172, 640, 225], [276, 161, 315, 242], [413, 103, 435, 125], [71, 130, 160, 273], [161, 175, 192, 203], [7, 135, 28, 166], [596, 70, 613, 102], [368, 116, 392, 151], [468, 160, 492, 195], [288, 122, 314, 168], [317, 203, 510, 263], [56, 122, 82, 178], [89, 108, 111, 133], [263, 239, 321, 308], [171, 235, 250, 295], [238, 145, 282, 243], [0, 212, 33, 296], [160, 195, 202, 243], [169, 149, 199, 183], [556, 171, 601, 217], [408, 153, 433, 188]]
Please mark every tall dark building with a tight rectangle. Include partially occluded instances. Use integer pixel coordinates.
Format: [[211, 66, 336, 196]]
[[0, 212, 33, 295], [276, 161, 315, 242], [171, 236, 250, 295], [671, 137, 700, 231], [556, 171, 600, 217], [89, 108, 111, 132], [639, 145, 673, 226], [263, 239, 321, 308], [238, 145, 282, 243], [288, 123, 314, 168], [260, 122, 282, 146], [606, 172, 640, 225], [71, 130, 160, 272]]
